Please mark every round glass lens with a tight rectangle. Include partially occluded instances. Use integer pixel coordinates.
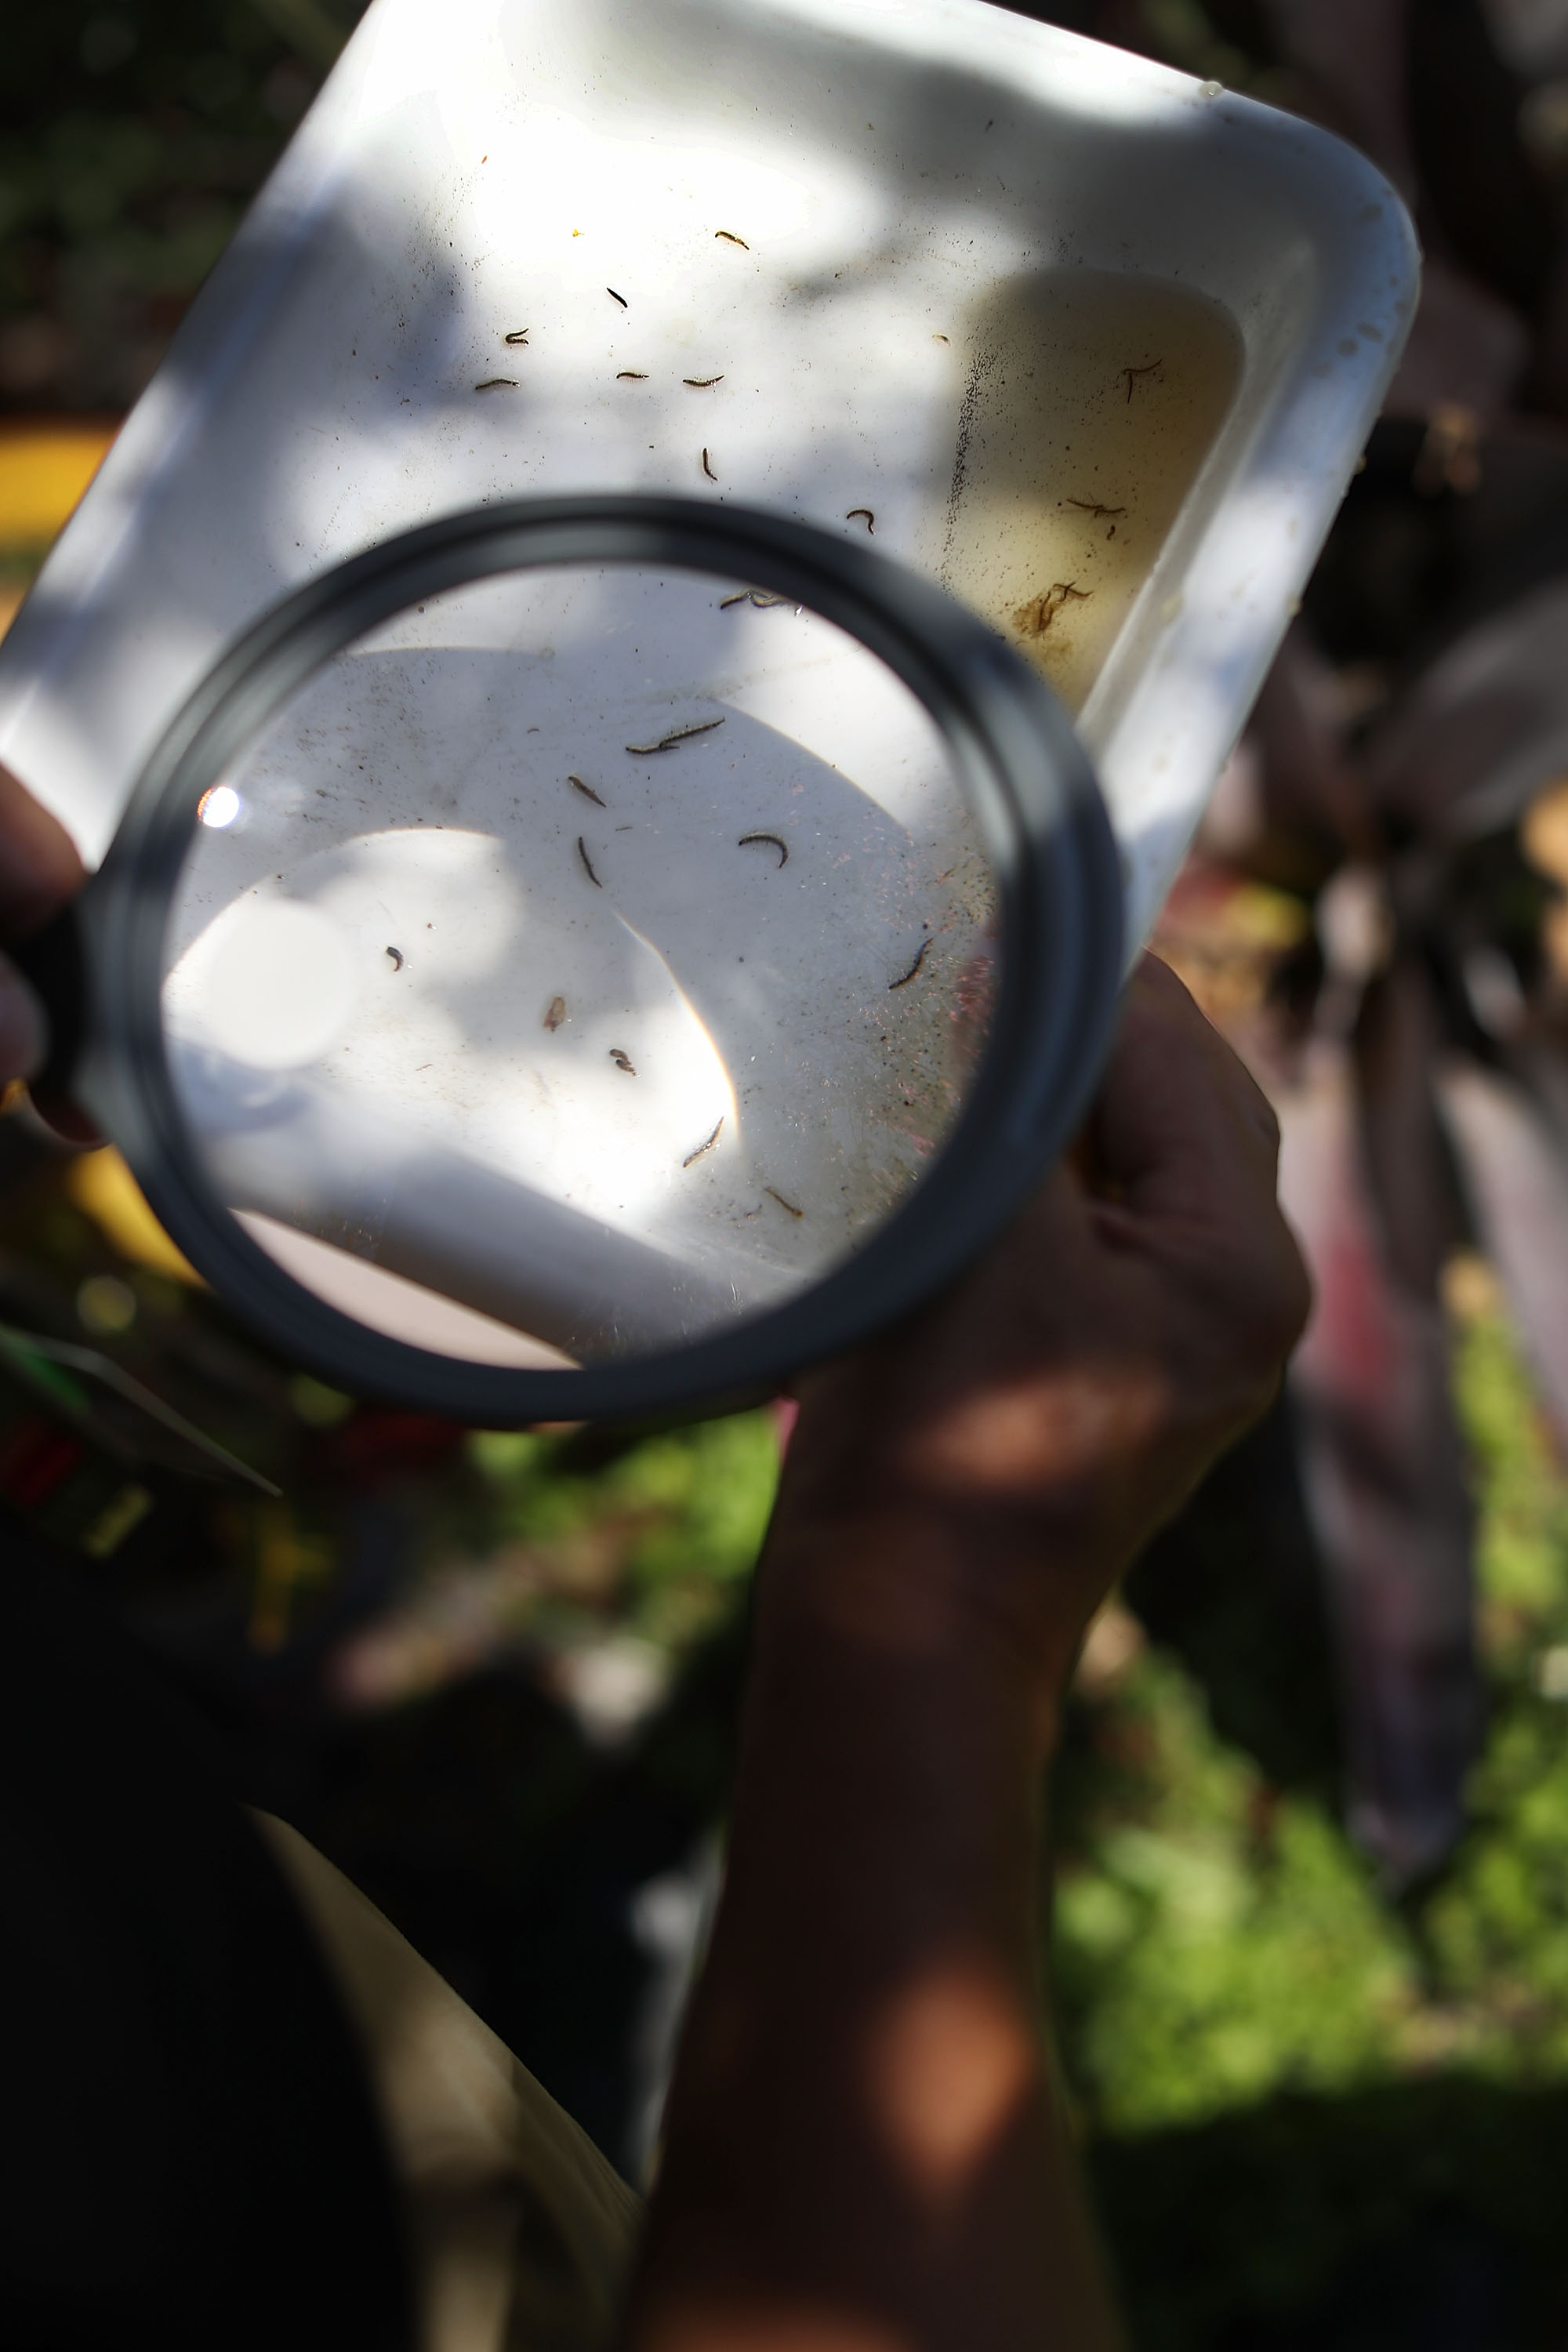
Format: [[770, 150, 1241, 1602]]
[[158, 561, 999, 1370]]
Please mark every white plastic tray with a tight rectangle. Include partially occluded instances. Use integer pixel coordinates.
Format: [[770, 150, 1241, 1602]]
[[0, 0, 1416, 946]]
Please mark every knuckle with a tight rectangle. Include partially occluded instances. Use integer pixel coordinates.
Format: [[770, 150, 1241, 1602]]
[[1239, 1236, 1312, 1371], [1178, 1210, 1310, 1381]]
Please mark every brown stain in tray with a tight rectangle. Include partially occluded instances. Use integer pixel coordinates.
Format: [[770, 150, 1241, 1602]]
[[1013, 581, 1092, 639], [929, 271, 1243, 714]]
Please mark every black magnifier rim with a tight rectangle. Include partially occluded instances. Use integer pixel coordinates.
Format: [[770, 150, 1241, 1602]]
[[78, 495, 1123, 1423]]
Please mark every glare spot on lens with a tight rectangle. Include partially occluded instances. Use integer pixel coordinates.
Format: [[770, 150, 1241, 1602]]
[[198, 785, 241, 829]]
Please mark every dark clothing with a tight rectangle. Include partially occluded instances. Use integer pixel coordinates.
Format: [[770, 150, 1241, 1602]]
[[0, 1539, 415, 2351]]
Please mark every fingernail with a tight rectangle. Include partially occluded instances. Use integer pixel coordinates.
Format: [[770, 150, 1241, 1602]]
[[0, 962, 49, 1083]]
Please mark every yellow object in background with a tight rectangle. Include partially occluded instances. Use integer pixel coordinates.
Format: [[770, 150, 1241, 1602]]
[[0, 424, 199, 1292], [0, 419, 118, 549], [67, 1147, 204, 1287], [0, 418, 120, 637]]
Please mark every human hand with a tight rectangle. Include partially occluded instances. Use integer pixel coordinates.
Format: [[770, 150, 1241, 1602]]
[[630, 959, 1298, 2352], [766, 953, 1310, 1727], [0, 760, 86, 1094]]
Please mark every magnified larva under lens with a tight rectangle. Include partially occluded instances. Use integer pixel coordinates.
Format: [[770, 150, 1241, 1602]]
[[159, 563, 999, 1371]]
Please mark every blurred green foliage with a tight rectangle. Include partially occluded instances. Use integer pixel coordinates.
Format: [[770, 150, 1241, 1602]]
[[1425, 1290, 1568, 2081], [1051, 1275, 1568, 2136], [0, 0, 366, 411], [466, 1417, 776, 1579], [1054, 1654, 1411, 2134], [1053, 1272, 1568, 2343], [463, 1413, 779, 1652]]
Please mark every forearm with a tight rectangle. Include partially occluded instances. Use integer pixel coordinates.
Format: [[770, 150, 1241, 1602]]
[[619, 1504, 1124, 2352], [622, 960, 1308, 2350]]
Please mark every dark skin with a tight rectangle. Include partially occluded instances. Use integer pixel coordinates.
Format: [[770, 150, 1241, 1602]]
[[0, 764, 1308, 2348], [621, 956, 1309, 2352], [0, 762, 85, 1088]]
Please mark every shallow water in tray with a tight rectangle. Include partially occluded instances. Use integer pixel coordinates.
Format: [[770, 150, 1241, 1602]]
[[931, 271, 1243, 715]]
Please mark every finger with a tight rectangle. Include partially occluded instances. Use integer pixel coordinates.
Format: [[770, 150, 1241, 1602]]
[[0, 953, 47, 1086], [0, 766, 94, 1138], [0, 763, 86, 935], [27, 1088, 103, 1147], [1091, 954, 1281, 1223]]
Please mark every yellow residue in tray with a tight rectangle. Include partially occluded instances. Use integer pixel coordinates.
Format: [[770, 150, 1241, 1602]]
[[934, 270, 1243, 713]]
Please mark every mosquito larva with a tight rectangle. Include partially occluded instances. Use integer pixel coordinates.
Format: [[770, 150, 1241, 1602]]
[[626, 717, 726, 754], [662, 717, 726, 745], [474, 377, 517, 391], [684, 374, 725, 387], [609, 1047, 637, 1074], [715, 229, 750, 248], [683, 1118, 724, 1167], [385, 946, 405, 971], [1012, 582, 1093, 639], [889, 937, 931, 989], [617, 370, 648, 380], [543, 995, 566, 1031], [577, 837, 602, 886], [846, 507, 875, 532], [702, 447, 717, 481], [568, 775, 606, 806], [503, 328, 530, 346], [764, 1186, 803, 1218], [739, 831, 788, 868]]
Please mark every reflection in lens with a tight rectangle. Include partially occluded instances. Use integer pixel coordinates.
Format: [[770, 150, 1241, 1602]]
[[197, 784, 242, 829], [161, 564, 998, 1369]]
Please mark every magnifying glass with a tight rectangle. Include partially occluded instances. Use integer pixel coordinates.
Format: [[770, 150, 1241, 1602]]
[[21, 495, 1123, 1424]]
